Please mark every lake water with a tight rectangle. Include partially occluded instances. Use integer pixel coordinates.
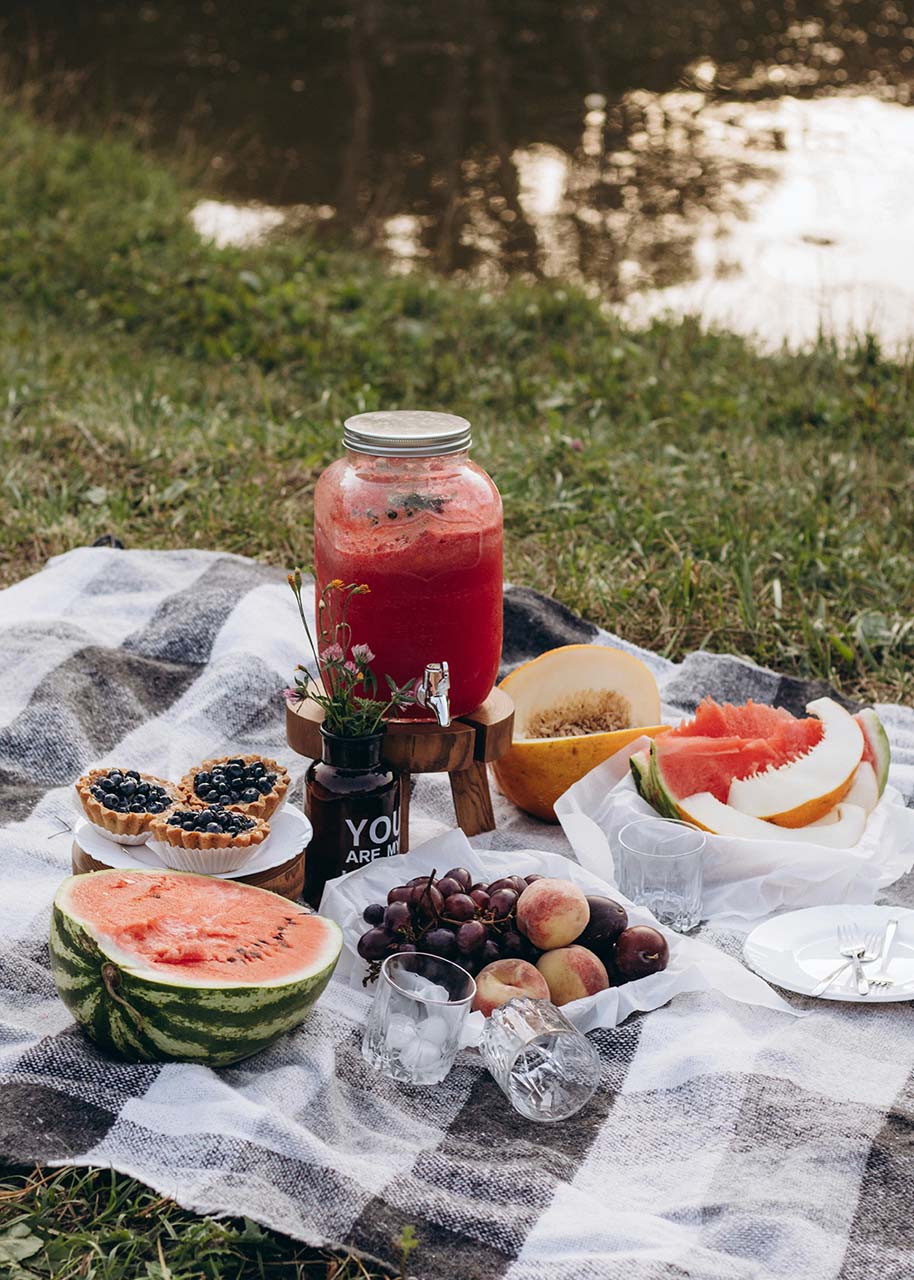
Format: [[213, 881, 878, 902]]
[[6, 0, 914, 350]]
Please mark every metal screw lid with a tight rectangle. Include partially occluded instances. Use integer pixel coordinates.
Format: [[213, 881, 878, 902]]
[[343, 410, 472, 457]]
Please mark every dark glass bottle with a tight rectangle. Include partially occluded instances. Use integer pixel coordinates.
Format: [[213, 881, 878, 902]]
[[304, 729, 401, 908]]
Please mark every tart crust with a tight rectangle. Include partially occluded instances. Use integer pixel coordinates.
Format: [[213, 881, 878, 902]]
[[75, 769, 178, 840], [178, 754, 290, 821], [148, 809, 270, 852]]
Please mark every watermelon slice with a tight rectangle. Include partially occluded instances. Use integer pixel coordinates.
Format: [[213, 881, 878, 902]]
[[638, 696, 885, 839], [857, 707, 891, 795], [727, 698, 863, 826], [51, 870, 342, 1066], [650, 699, 825, 815]]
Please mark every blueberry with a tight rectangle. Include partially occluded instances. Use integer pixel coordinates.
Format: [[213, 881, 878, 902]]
[[129, 801, 145, 813], [126, 771, 140, 781], [121, 780, 136, 797], [255, 778, 272, 795], [239, 787, 258, 803]]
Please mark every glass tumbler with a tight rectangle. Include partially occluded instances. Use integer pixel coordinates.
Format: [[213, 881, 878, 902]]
[[616, 817, 705, 932], [362, 952, 476, 1085], [479, 997, 600, 1123]]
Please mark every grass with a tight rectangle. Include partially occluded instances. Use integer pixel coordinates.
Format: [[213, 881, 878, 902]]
[[0, 1166, 396, 1278], [2, 109, 913, 704], [0, 102, 913, 1275]]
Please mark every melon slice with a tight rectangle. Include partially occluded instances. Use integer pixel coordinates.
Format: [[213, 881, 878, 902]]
[[727, 698, 863, 827], [50, 870, 342, 1066], [676, 792, 867, 848], [493, 645, 667, 821], [841, 761, 879, 815]]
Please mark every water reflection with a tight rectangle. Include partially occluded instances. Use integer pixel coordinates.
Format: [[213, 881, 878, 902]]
[[5, 0, 914, 344]]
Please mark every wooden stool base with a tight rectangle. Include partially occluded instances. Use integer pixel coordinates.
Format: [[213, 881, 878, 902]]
[[286, 689, 515, 850], [71, 842, 306, 901]]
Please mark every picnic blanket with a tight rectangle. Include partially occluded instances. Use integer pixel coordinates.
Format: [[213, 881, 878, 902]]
[[2, 547, 914, 1280]]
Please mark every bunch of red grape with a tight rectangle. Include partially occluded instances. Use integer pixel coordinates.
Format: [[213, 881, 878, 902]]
[[357, 867, 543, 981]]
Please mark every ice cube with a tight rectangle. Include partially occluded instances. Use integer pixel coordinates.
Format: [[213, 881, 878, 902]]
[[399, 1039, 443, 1073], [385, 1014, 415, 1052], [400, 974, 450, 1003], [418, 1013, 450, 1046]]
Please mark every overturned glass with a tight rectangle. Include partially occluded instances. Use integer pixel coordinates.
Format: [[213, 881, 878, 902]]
[[479, 997, 600, 1122]]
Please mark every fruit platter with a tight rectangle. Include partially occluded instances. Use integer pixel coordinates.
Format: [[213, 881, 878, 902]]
[[319, 831, 793, 1034], [542, 687, 914, 921]]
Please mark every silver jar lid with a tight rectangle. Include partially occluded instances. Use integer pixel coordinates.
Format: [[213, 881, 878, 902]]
[[343, 410, 472, 457]]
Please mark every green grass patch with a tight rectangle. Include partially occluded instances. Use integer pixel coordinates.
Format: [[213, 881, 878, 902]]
[[1, 105, 913, 708], [0, 1165, 395, 1278]]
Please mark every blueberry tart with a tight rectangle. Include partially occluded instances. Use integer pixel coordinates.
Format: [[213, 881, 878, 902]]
[[75, 768, 177, 845], [148, 804, 270, 874], [179, 754, 290, 821]]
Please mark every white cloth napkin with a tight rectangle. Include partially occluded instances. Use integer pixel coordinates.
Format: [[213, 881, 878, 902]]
[[318, 827, 799, 1040], [555, 735, 914, 928]]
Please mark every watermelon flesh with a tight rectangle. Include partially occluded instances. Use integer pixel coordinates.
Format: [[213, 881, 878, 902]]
[[51, 870, 342, 1066], [653, 700, 824, 805]]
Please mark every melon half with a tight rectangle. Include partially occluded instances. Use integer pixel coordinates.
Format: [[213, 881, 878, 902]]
[[492, 644, 667, 822]]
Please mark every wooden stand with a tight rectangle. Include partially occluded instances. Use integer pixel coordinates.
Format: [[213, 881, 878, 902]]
[[71, 843, 306, 901], [285, 689, 515, 852]]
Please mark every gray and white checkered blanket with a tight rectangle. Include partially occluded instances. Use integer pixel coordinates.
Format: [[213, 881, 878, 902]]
[[2, 548, 913, 1280]]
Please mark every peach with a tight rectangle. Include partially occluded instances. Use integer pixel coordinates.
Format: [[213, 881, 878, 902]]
[[515, 877, 590, 950], [472, 958, 550, 1017], [536, 945, 609, 1007]]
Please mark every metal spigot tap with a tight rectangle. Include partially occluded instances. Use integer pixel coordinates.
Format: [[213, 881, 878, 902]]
[[416, 662, 451, 727]]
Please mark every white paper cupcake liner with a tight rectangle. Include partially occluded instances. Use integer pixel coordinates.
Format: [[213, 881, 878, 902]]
[[145, 838, 258, 875], [83, 817, 150, 847]]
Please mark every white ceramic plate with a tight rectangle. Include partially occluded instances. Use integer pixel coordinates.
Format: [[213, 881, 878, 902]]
[[743, 904, 914, 1002], [73, 806, 311, 880]]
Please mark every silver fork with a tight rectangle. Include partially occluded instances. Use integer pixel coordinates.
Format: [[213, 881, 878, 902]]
[[811, 926, 881, 997], [838, 924, 883, 996], [868, 918, 899, 989]]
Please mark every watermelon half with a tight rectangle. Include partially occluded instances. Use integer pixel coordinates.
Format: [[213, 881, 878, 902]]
[[50, 870, 342, 1066]]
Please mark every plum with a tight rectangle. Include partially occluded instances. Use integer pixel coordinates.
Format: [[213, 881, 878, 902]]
[[614, 926, 669, 980], [576, 896, 628, 960]]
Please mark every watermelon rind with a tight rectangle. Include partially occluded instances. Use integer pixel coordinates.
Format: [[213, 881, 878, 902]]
[[647, 741, 683, 821], [630, 750, 653, 802], [50, 872, 342, 1067], [856, 708, 890, 796]]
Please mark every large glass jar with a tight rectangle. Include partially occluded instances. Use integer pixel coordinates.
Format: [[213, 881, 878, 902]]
[[313, 411, 503, 719]]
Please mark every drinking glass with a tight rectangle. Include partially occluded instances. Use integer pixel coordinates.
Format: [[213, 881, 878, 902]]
[[362, 951, 476, 1085], [616, 817, 705, 932], [479, 997, 600, 1122]]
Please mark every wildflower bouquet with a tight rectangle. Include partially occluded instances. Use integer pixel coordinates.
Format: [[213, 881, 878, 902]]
[[286, 569, 415, 737]]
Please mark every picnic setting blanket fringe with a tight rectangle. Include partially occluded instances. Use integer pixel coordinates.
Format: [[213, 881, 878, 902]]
[[1, 548, 913, 1280]]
